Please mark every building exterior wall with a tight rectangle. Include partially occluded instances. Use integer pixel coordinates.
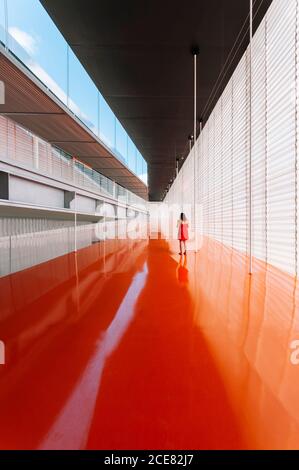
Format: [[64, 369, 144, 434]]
[[165, 0, 299, 276]]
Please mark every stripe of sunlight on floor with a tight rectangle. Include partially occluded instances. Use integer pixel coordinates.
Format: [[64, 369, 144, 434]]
[[0, 238, 148, 449], [1, 236, 299, 449], [86, 238, 246, 450]]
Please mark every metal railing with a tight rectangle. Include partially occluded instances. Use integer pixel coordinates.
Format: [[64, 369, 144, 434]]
[[0, 115, 146, 208]]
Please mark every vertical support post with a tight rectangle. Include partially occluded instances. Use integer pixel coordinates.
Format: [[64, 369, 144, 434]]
[[193, 52, 198, 252], [9, 235, 12, 275], [98, 91, 100, 138], [67, 45, 70, 109], [249, 0, 253, 274], [199, 120, 203, 245], [74, 191, 77, 253], [103, 215, 106, 275]]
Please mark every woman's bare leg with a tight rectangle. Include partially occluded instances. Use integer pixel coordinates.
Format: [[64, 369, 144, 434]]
[[179, 240, 182, 254], [183, 241, 186, 254]]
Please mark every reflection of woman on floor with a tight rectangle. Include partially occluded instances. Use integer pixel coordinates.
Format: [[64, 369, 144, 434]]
[[176, 254, 188, 285], [177, 213, 189, 255]]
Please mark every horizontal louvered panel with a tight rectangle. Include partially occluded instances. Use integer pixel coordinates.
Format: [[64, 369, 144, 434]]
[[165, 0, 298, 277]]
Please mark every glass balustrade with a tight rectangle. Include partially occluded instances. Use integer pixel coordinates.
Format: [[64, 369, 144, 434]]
[[0, 0, 147, 186], [0, 0, 5, 45]]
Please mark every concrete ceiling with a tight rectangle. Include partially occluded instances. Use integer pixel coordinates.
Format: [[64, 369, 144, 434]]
[[41, 0, 272, 200]]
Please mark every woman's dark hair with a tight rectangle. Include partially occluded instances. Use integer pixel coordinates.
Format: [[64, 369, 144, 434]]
[[180, 212, 187, 221]]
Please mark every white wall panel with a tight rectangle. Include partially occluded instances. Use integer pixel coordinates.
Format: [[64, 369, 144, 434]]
[[10, 175, 65, 208], [165, 0, 299, 277], [251, 18, 267, 264], [266, 0, 296, 274], [222, 81, 233, 248]]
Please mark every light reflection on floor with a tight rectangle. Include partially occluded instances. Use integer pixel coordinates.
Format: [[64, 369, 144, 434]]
[[0, 237, 298, 449]]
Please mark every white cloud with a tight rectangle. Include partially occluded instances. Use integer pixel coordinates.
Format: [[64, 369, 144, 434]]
[[140, 173, 148, 185], [8, 26, 38, 56], [6, 29, 138, 166], [29, 61, 89, 124], [7, 28, 96, 132], [29, 62, 68, 103]]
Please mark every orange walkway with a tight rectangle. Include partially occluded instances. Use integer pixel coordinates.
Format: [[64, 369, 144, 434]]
[[0, 237, 299, 449]]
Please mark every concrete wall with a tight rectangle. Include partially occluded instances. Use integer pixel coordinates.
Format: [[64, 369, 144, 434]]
[[9, 175, 65, 208]]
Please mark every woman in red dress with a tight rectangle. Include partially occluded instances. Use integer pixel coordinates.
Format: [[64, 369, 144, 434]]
[[177, 212, 189, 255]]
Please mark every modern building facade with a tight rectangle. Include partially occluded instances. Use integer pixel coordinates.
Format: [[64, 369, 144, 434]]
[[0, 0, 298, 454]]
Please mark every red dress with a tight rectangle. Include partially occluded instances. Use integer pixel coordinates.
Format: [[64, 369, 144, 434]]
[[178, 222, 189, 241]]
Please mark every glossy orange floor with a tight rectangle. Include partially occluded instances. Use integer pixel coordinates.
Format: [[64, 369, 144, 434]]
[[0, 237, 299, 449]]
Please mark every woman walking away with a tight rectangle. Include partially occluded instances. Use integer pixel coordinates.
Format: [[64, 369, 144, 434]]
[[177, 212, 189, 255]]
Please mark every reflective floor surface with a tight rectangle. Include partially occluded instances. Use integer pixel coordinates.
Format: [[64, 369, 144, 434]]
[[0, 237, 299, 449]]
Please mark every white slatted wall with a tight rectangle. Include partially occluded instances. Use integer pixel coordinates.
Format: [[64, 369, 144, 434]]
[[165, 0, 299, 276], [251, 17, 267, 264], [266, 0, 297, 274]]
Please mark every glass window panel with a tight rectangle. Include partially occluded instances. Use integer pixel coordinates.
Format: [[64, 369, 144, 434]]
[[100, 94, 115, 150], [128, 137, 136, 173], [141, 158, 148, 185], [7, 0, 68, 105], [5, 0, 148, 187], [137, 150, 143, 178], [0, 0, 5, 45], [115, 118, 127, 164], [68, 48, 98, 136]]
